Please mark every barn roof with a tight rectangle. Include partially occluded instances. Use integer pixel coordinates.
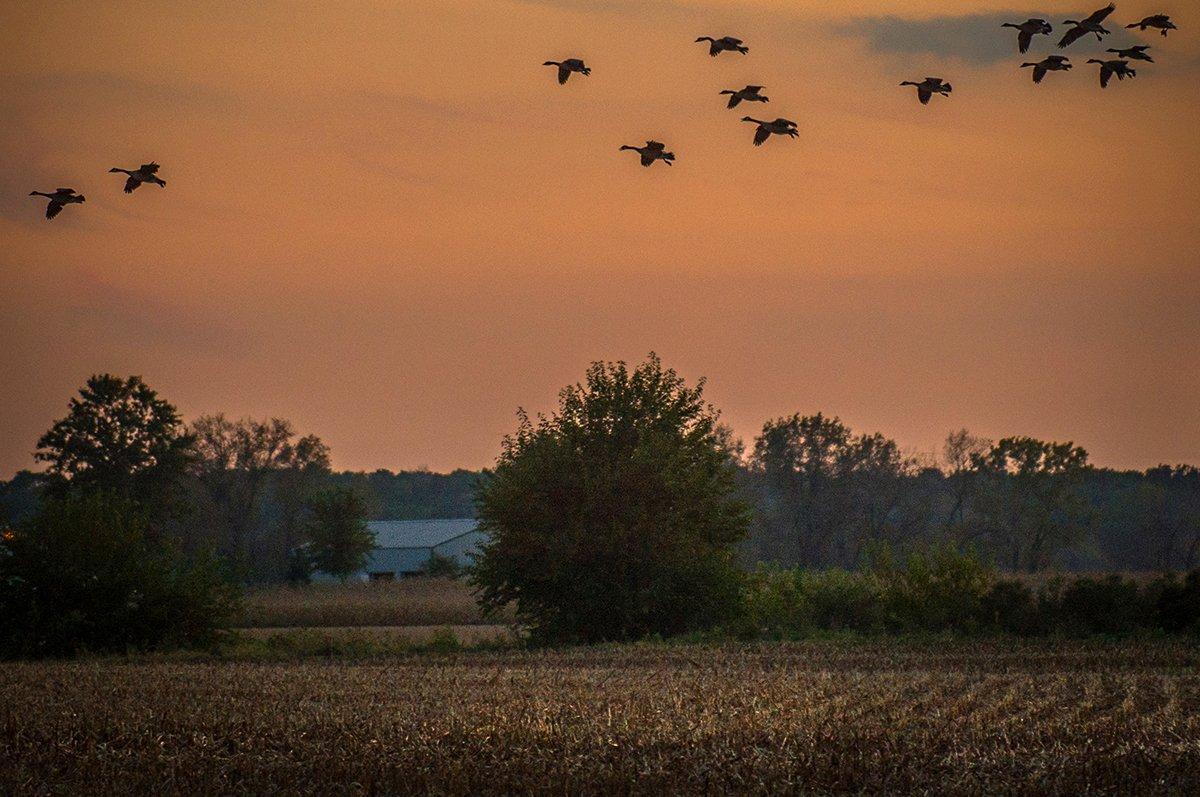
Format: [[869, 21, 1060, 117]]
[[367, 518, 478, 549]]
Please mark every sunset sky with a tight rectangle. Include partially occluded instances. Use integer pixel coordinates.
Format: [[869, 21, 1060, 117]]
[[2, 0, 1198, 477]]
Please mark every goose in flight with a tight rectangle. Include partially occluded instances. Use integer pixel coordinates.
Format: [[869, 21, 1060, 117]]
[[696, 36, 749, 56], [29, 187, 85, 220], [719, 85, 768, 109], [1087, 58, 1137, 88], [1002, 19, 1053, 53], [741, 117, 798, 146], [543, 58, 591, 85], [1021, 55, 1072, 83], [1058, 4, 1116, 48], [110, 162, 166, 193], [1126, 15, 1177, 36], [1106, 45, 1154, 62], [900, 77, 952, 105], [620, 140, 675, 167]]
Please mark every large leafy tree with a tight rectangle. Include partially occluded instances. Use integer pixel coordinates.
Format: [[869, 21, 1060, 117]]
[[35, 374, 195, 515], [472, 354, 750, 643], [304, 486, 374, 581], [968, 437, 1092, 571]]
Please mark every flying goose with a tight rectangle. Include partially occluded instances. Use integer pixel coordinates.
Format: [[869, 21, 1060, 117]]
[[110, 162, 166, 193], [1087, 58, 1137, 88], [696, 36, 749, 56], [1127, 15, 1177, 35], [1058, 4, 1116, 48], [900, 77, 953, 105], [719, 85, 768, 109], [1021, 55, 1072, 83], [620, 140, 675, 167], [741, 117, 798, 146], [543, 58, 591, 85], [1106, 45, 1153, 62], [29, 187, 85, 220], [1002, 19, 1053, 53]]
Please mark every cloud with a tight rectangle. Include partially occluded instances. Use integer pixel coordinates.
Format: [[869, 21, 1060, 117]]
[[835, 12, 1059, 66]]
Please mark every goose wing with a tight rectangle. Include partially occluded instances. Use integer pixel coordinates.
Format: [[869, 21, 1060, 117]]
[[917, 86, 932, 104], [753, 126, 770, 146], [722, 37, 743, 46], [140, 163, 160, 173], [46, 201, 64, 219], [1018, 29, 1033, 53], [1085, 4, 1116, 25], [55, 188, 76, 195], [1099, 63, 1113, 88], [639, 151, 655, 167], [727, 93, 742, 108], [557, 64, 570, 84], [1033, 65, 1047, 83], [124, 176, 140, 193], [645, 140, 665, 152], [1057, 25, 1087, 48]]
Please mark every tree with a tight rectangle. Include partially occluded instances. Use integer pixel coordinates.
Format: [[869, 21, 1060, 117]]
[[35, 374, 195, 516], [305, 486, 373, 581], [968, 437, 1092, 571], [472, 354, 750, 643], [0, 493, 238, 658], [189, 415, 331, 581]]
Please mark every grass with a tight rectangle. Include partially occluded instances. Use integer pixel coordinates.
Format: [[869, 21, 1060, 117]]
[[3, 638, 1198, 794], [236, 577, 510, 628]]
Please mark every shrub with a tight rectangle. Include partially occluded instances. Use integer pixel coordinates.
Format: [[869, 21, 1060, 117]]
[[0, 494, 238, 658], [875, 546, 993, 632], [1152, 570, 1200, 634], [796, 569, 885, 632], [422, 552, 461, 579], [978, 579, 1040, 635], [1054, 575, 1143, 635]]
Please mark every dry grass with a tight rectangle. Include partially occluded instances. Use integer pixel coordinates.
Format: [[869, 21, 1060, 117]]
[[237, 577, 509, 628], [3, 638, 1198, 795]]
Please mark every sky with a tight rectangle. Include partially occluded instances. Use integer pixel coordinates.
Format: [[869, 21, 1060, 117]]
[[1, 0, 1198, 477]]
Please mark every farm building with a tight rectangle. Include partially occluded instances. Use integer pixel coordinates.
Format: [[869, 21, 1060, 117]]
[[316, 518, 487, 581]]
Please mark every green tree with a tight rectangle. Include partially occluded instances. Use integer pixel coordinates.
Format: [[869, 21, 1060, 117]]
[[305, 487, 373, 581], [0, 493, 238, 658], [968, 437, 1092, 571], [472, 354, 750, 643], [35, 374, 195, 516]]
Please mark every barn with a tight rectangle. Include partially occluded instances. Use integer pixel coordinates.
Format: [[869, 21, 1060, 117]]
[[316, 518, 487, 581]]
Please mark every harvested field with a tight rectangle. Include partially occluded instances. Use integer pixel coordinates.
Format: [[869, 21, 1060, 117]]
[[237, 577, 507, 628], [3, 638, 1199, 795]]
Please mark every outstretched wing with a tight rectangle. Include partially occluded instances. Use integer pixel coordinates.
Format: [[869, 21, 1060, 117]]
[[1033, 65, 1047, 83], [46, 201, 64, 220], [753, 126, 770, 146], [557, 65, 570, 84], [645, 140, 665, 152], [140, 163, 159, 173], [1019, 29, 1033, 53], [55, 188, 75, 195], [124, 176, 140, 193], [709, 40, 721, 56], [918, 86, 932, 104], [745, 85, 763, 92], [727, 94, 741, 109], [723, 37, 743, 46], [1058, 25, 1087, 48], [1099, 64, 1112, 88], [1085, 3, 1116, 25], [640, 151, 655, 167]]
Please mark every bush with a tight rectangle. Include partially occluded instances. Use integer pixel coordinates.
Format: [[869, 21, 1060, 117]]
[[978, 580, 1040, 635], [422, 552, 461, 579], [0, 494, 238, 658], [874, 546, 992, 632], [797, 569, 886, 632], [1152, 570, 1200, 634]]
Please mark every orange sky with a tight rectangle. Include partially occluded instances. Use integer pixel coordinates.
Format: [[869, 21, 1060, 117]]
[[2, 0, 1198, 476]]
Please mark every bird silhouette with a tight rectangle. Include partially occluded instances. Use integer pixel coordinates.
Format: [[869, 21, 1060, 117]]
[[695, 36, 748, 56], [1002, 19, 1053, 53], [110, 162, 166, 193], [900, 77, 953, 105], [719, 85, 768, 109], [1059, 4, 1116, 48], [741, 117, 798, 146], [620, 140, 676, 167], [1087, 58, 1137, 88], [1021, 55, 1073, 83], [1106, 45, 1154, 62], [29, 188, 85, 220], [543, 58, 591, 85], [1126, 15, 1177, 36]]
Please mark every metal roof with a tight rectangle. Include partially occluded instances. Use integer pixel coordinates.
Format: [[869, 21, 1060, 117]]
[[367, 518, 478, 549]]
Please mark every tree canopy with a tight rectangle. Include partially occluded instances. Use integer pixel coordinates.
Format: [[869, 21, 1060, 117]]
[[472, 354, 750, 643]]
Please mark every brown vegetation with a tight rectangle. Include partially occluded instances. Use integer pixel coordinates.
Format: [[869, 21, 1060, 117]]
[[237, 577, 508, 628], [3, 638, 1198, 794]]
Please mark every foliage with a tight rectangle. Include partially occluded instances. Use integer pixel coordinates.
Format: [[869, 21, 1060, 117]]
[[305, 487, 374, 581], [0, 493, 238, 658], [422, 551, 461, 578], [34, 374, 195, 516], [473, 354, 751, 643]]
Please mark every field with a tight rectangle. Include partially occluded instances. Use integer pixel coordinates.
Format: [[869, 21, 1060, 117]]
[[4, 638, 1199, 795]]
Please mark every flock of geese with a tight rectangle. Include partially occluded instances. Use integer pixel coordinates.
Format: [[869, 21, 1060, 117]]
[[543, 4, 1179, 168], [28, 6, 1183, 213]]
